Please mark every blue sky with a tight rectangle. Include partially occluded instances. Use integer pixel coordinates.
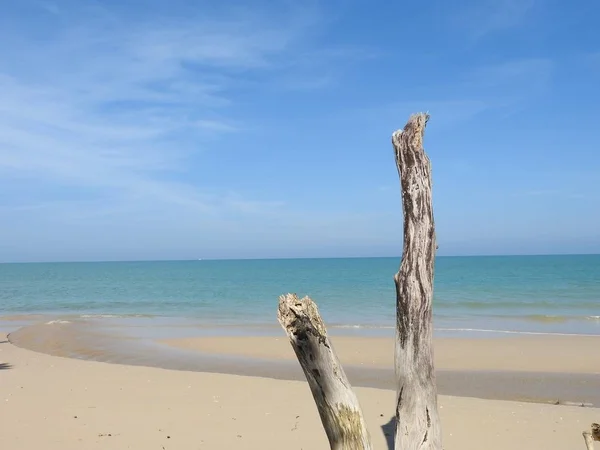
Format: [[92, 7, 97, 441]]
[[0, 0, 599, 262]]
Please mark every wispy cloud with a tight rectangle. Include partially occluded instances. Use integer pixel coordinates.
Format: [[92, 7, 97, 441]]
[[461, 58, 554, 112], [453, 0, 537, 39], [0, 1, 361, 222], [522, 189, 561, 196], [466, 58, 553, 90], [37, 1, 60, 15], [195, 120, 240, 133], [336, 56, 552, 131], [586, 52, 600, 69], [388, 100, 491, 128], [518, 189, 586, 199]]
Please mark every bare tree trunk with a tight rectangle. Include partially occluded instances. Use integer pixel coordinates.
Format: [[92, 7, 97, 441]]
[[391, 113, 442, 450], [583, 423, 600, 450], [278, 293, 373, 450]]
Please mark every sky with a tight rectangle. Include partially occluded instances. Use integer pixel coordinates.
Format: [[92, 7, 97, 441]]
[[0, 0, 599, 262]]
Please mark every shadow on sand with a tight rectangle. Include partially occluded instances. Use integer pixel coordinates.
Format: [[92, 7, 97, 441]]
[[381, 416, 396, 450], [0, 362, 12, 370]]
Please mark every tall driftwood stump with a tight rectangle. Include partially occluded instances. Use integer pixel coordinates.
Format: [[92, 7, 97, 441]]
[[391, 114, 441, 449]]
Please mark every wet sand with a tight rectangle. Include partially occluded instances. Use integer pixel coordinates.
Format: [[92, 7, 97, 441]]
[[1, 331, 599, 450], [162, 334, 600, 374], [7, 320, 600, 406]]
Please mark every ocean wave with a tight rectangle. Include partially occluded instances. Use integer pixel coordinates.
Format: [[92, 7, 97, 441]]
[[435, 300, 600, 309], [331, 324, 394, 329], [45, 320, 71, 325], [489, 314, 600, 323], [79, 314, 155, 319], [435, 327, 599, 337], [328, 323, 599, 337], [518, 315, 570, 323]]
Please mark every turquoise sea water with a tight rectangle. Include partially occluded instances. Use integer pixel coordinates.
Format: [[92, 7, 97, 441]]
[[1, 255, 599, 336]]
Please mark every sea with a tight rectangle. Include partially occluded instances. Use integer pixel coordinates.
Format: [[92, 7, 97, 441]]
[[1, 255, 599, 338]]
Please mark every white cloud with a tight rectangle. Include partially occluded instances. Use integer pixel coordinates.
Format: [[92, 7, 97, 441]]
[[467, 58, 554, 90], [0, 1, 329, 217], [333, 99, 492, 135], [454, 0, 538, 38], [518, 189, 586, 199], [0, 1, 388, 261], [586, 52, 600, 69], [328, 55, 554, 133], [195, 120, 240, 133]]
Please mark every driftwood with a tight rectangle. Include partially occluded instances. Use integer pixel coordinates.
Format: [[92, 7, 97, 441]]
[[277, 113, 597, 450], [278, 293, 373, 450], [277, 113, 441, 450], [583, 423, 600, 450], [391, 114, 441, 449]]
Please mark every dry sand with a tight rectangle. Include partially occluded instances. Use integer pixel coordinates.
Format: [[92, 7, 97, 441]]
[[1, 333, 598, 450], [161, 334, 600, 374]]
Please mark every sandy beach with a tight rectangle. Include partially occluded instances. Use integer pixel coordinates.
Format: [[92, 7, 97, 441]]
[[161, 334, 600, 374], [1, 331, 598, 450]]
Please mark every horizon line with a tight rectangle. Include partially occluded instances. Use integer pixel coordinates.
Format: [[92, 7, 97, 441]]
[[1, 252, 599, 264]]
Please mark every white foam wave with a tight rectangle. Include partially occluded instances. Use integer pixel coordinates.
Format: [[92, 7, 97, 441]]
[[79, 314, 153, 319], [436, 327, 600, 337], [330, 324, 599, 337], [80, 314, 119, 318], [45, 320, 71, 325]]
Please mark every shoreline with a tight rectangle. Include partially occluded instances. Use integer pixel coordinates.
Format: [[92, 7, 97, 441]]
[[1, 332, 599, 450], [6, 320, 600, 407], [160, 334, 600, 374], [2, 312, 600, 339]]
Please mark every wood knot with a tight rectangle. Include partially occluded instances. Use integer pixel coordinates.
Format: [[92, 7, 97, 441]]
[[592, 423, 600, 441]]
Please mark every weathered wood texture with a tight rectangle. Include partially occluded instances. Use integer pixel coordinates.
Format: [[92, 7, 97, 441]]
[[277, 293, 373, 450], [583, 423, 600, 450], [391, 113, 442, 450]]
